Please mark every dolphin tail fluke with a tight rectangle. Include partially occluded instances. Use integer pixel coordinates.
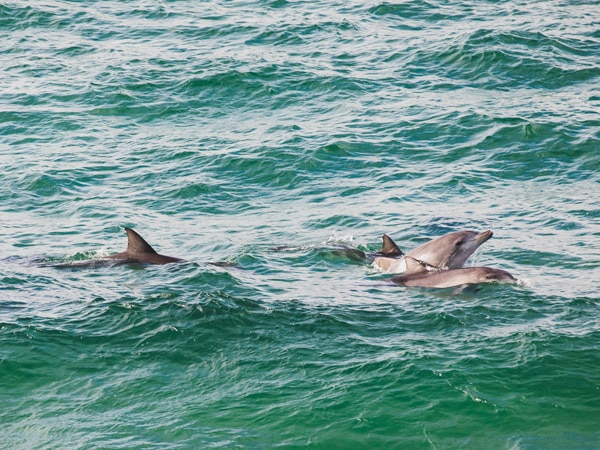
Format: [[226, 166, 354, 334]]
[[380, 234, 403, 256], [124, 228, 158, 255]]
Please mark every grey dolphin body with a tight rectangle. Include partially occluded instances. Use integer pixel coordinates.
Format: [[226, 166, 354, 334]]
[[391, 256, 516, 288], [374, 230, 493, 274], [106, 228, 183, 265]]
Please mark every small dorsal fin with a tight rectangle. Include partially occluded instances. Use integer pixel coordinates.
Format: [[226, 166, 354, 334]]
[[404, 256, 431, 274], [125, 228, 158, 254], [380, 234, 403, 256]]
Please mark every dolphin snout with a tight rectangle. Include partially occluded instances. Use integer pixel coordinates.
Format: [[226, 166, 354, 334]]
[[475, 230, 493, 242]]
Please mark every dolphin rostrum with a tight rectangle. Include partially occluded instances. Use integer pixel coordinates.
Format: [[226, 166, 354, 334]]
[[391, 256, 516, 288], [374, 230, 493, 274], [105, 228, 183, 265]]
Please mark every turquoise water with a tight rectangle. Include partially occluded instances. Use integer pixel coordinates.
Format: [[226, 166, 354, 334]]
[[1, 1, 599, 448]]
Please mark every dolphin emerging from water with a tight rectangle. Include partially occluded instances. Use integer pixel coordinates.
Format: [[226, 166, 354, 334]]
[[105, 228, 184, 265], [46, 228, 184, 268], [391, 256, 516, 288], [374, 230, 493, 274]]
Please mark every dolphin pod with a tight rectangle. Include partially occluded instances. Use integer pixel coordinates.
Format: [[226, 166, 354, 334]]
[[48, 227, 516, 289], [374, 230, 516, 288], [110, 226, 513, 289]]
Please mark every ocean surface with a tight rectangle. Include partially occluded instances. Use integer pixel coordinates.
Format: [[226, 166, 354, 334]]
[[1, 1, 599, 448]]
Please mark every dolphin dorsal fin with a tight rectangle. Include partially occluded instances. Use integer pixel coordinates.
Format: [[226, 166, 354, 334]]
[[124, 228, 158, 254], [404, 256, 435, 274], [380, 234, 403, 256]]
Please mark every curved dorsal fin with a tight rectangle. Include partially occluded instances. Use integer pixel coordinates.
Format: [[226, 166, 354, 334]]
[[404, 256, 441, 274], [404, 256, 429, 274], [125, 228, 158, 254], [380, 234, 403, 256]]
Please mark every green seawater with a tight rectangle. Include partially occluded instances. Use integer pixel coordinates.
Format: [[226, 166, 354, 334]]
[[1, 1, 599, 448]]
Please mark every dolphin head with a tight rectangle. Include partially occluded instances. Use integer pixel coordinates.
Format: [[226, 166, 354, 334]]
[[406, 230, 493, 270], [476, 266, 516, 283]]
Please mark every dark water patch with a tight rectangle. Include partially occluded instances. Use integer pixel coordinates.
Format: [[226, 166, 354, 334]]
[[369, 0, 468, 22], [304, 214, 368, 231], [414, 28, 600, 90], [173, 63, 374, 115], [0, 3, 84, 30], [245, 26, 307, 47], [246, 19, 359, 47], [457, 117, 600, 182], [20, 172, 84, 198], [214, 152, 309, 190], [115, 4, 174, 21], [301, 141, 406, 180], [176, 65, 284, 108]]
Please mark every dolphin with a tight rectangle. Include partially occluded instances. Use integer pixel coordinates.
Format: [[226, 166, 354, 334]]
[[374, 230, 493, 274], [105, 228, 184, 265], [391, 256, 516, 288], [39, 227, 184, 268]]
